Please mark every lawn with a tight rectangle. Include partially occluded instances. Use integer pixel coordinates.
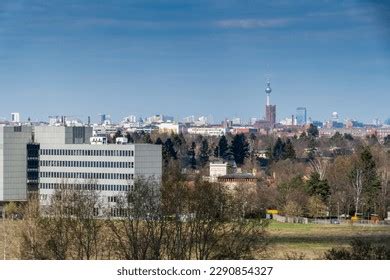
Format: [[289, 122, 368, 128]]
[[262, 221, 390, 259]]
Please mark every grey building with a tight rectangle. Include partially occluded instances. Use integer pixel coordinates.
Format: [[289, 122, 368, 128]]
[[0, 125, 33, 202], [34, 126, 93, 145], [0, 125, 162, 217]]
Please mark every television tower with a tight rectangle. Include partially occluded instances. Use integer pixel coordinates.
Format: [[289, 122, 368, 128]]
[[264, 79, 276, 127], [265, 80, 272, 106]]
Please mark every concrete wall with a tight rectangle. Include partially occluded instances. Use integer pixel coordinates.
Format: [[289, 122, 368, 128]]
[[34, 126, 92, 145], [0, 126, 33, 201], [135, 144, 162, 180]]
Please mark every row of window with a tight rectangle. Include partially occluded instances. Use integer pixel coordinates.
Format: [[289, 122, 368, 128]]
[[40, 149, 135, 157], [110, 208, 129, 217], [39, 183, 132, 192], [108, 196, 118, 203], [40, 171, 134, 180], [39, 203, 101, 216], [40, 160, 134, 169]]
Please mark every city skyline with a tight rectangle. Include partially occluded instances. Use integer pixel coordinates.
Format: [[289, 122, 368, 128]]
[[1, 0, 389, 123]]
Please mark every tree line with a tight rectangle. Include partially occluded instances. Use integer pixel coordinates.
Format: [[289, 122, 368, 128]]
[[9, 170, 268, 260], [111, 126, 390, 219]]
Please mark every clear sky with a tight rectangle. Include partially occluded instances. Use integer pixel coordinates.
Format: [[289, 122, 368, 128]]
[[0, 0, 389, 124]]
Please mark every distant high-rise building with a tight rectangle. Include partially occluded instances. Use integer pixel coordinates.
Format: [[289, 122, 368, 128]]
[[265, 105, 276, 126], [232, 117, 241, 125], [250, 117, 258, 125], [331, 112, 339, 121], [11, 112, 20, 123], [183, 115, 195, 123], [122, 115, 137, 123], [99, 114, 111, 125], [296, 107, 307, 125], [373, 118, 381, 126], [146, 114, 174, 124], [264, 80, 276, 127], [99, 114, 107, 124]]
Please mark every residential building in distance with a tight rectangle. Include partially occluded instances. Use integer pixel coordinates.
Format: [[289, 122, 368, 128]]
[[157, 122, 185, 134], [146, 114, 174, 124], [187, 126, 226, 137], [122, 115, 137, 124], [232, 117, 242, 126], [230, 127, 258, 135], [209, 161, 230, 183], [183, 115, 195, 124], [11, 112, 20, 123], [207, 160, 256, 188], [250, 117, 258, 125]]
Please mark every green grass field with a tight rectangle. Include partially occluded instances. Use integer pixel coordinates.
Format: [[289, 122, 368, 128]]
[[263, 221, 390, 259]]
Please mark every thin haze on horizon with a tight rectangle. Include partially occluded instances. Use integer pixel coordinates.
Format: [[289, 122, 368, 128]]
[[0, 0, 389, 124]]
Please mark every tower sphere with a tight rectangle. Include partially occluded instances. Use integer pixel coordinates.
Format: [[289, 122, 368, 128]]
[[265, 81, 272, 94]]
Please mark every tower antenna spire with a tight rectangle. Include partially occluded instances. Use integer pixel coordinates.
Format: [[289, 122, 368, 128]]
[[265, 78, 272, 106]]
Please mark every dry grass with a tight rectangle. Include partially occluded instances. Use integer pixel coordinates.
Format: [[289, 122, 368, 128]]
[[2, 219, 390, 260], [261, 221, 390, 259], [0, 220, 22, 260]]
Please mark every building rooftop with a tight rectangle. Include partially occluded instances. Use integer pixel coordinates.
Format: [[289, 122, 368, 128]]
[[219, 173, 256, 180]]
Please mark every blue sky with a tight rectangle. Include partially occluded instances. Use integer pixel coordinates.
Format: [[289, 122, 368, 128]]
[[0, 0, 389, 123]]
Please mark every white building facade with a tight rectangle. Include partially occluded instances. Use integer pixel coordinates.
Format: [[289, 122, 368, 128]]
[[187, 127, 226, 137], [38, 143, 162, 214]]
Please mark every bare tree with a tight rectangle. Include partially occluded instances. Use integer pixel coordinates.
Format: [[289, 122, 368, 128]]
[[310, 158, 329, 180], [352, 169, 363, 216], [68, 187, 103, 260], [19, 193, 48, 259], [326, 155, 355, 217], [19, 181, 104, 260], [41, 188, 74, 260], [107, 177, 166, 260]]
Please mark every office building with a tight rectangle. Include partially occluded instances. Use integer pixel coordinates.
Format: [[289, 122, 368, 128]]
[[265, 105, 276, 127], [0, 125, 33, 202], [296, 107, 307, 125], [34, 125, 93, 145], [38, 143, 162, 214], [0, 125, 162, 217]]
